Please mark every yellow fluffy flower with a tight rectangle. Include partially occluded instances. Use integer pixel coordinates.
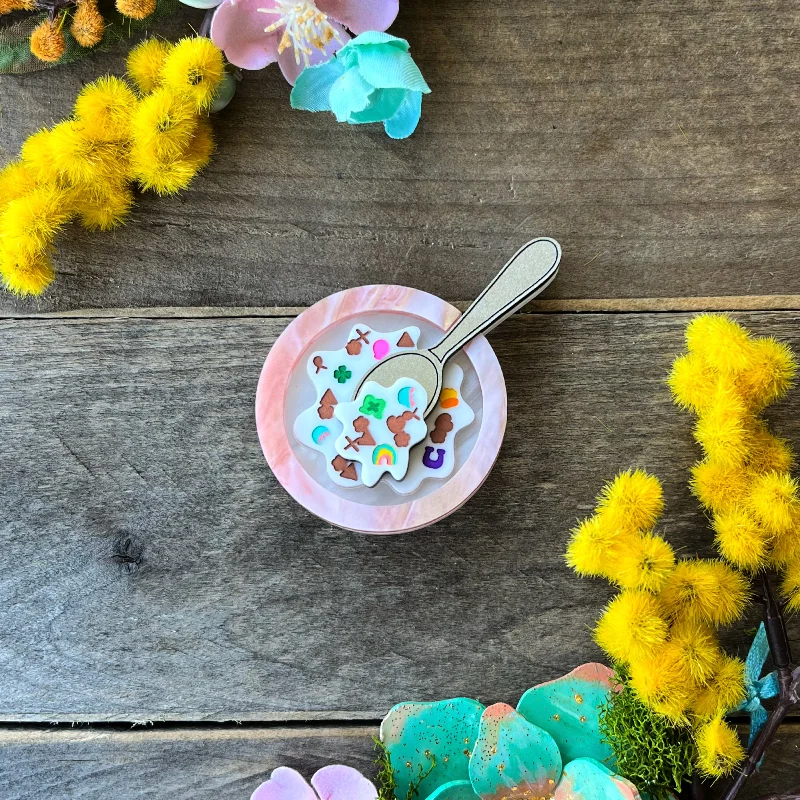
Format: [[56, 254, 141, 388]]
[[690, 459, 749, 514], [74, 77, 138, 142], [566, 516, 617, 578], [664, 618, 720, 684], [708, 561, 750, 626], [629, 652, 695, 723], [705, 560, 750, 625], [131, 88, 197, 161], [130, 119, 214, 195], [130, 152, 198, 196], [160, 37, 225, 111], [747, 421, 794, 474], [0, 248, 55, 296], [693, 383, 752, 467], [667, 352, 718, 414], [694, 654, 747, 718], [20, 128, 57, 182], [713, 507, 771, 572], [0, 185, 72, 257], [612, 532, 675, 593], [0, 161, 37, 208], [127, 38, 173, 94], [781, 555, 800, 612], [685, 314, 754, 374], [747, 471, 798, 536], [184, 118, 215, 170], [565, 514, 635, 579], [770, 522, 800, 568], [659, 559, 721, 624], [597, 469, 664, 533], [695, 716, 745, 778], [735, 337, 797, 409], [70, 181, 134, 231], [594, 590, 669, 663], [49, 120, 124, 185], [0, 186, 71, 295]]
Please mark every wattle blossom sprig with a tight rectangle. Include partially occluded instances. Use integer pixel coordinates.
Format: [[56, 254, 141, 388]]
[[0, 36, 226, 296], [566, 314, 800, 792]]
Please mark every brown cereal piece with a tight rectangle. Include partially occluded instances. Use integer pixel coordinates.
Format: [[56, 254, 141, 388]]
[[430, 413, 454, 444]]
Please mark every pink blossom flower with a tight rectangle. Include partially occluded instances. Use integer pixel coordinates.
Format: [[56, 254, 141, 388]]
[[211, 0, 399, 84], [251, 765, 378, 800]]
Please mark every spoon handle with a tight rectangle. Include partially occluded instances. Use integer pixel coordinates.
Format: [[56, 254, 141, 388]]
[[429, 237, 561, 365]]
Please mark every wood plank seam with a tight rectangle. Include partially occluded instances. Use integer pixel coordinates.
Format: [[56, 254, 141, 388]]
[[2, 295, 800, 320]]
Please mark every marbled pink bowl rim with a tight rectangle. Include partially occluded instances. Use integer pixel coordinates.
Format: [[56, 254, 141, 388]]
[[255, 285, 507, 534]]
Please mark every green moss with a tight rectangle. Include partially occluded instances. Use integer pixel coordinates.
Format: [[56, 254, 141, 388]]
[[373, 737, 399, 800], [600, 671, 695, 800], [373, 736, 437, 800]]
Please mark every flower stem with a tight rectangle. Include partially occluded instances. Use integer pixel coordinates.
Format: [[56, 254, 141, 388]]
[[718, 575, 800, 800], [198, 8, 213, 38]]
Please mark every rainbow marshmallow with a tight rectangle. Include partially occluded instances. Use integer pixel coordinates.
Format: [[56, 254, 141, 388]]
[[372, 444, 397, 466]]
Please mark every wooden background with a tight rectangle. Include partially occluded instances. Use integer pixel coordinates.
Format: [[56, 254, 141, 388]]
[[1, 0, 799, 797]]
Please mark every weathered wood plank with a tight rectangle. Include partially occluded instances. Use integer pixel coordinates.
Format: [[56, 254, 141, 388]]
[[1, 311, 799, 721], [3, 293, 800, 320], [2, 0, 800, 311], [0, 724, 797, 799]]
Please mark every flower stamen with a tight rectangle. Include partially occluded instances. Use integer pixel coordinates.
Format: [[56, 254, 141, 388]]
[[257, 0, 343, 67]]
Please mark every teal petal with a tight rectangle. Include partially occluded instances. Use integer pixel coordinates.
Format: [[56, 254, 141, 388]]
[[554, 758, 642, 800], [468, 703, 562, 800], [517, 662, 616, 767], [349, 32, 410, 51], [329, 68, 376, 122], [179, 0, 222, 8], [290, 60, 346, 112], [426, 781, 480, 800], [384, 91, 423, 139], [336, 44, 360, 71], [380, 698, 485, 800], [349, 88, 406, 124], [355, 45, 430, 92]]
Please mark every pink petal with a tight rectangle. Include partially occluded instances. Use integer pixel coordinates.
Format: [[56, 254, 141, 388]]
[[251, 767, 318, 800], [311, 765, 379, 800], [317, 0, 399, 34], [277, 22, 350, 85], [210, 0, 281, 71]]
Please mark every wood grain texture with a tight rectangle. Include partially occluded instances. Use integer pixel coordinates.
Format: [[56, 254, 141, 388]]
[[0, 724, 797, 799], [2, 0, 800, 312], [1, 311, 799, 722], [5, 294, 800, 320]]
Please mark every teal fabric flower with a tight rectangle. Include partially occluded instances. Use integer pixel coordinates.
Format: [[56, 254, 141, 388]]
[[290, 32, 431, 139], [733, 622, 780, 748]]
